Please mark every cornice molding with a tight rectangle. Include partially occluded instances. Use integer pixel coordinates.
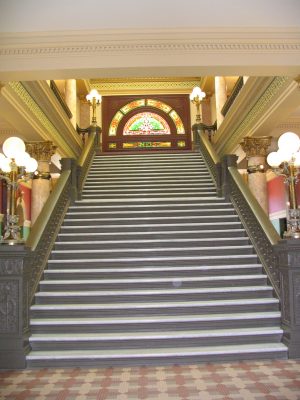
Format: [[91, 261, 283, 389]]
[[0, 28, 299, 79]]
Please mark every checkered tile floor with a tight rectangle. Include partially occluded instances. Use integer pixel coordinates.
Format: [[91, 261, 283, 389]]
[[1, 360, 300, 400]]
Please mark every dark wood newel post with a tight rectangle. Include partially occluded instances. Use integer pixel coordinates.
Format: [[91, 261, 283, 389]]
[[60, 158, 77, 202], [0, 245, 31, 369], [221, 154, 238, 200], [275, 238, 300, 358]]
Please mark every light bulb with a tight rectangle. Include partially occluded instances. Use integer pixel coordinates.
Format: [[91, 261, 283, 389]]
[[86, 89, 101, 103], [267, 151, 281, 168], [278, 131, 300, 153], [293, 152, 300, 167], [24, 157, 38, 173], [2, 137, 26, 159], [14, 151, 31, 167], [0, 157, 12, 173]]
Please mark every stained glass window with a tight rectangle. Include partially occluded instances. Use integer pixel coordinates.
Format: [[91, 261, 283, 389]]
[[123, 142, 171, 149], [108, 99, 185, 136], [123, 112, 171, 136]]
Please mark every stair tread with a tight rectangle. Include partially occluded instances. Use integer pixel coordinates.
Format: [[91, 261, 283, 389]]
[[54, 238, 248, 245], [40, 275, 265, 285], [29, 327, 284, 341], [35, 285, 273, 297], [26, 343, 287, 360], [48, 254, 258, 263], [52, 245, 253, 254], [45, 264, 262, 273], [31, 298, 279, 311], [30, 311, 282, 325]]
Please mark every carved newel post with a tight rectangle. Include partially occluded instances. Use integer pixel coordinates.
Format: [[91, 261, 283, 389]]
[[26, 141, 56, 225], [275, 239, 300, 358], [240, 136, 272, 214], [0, 245, 30, 368]]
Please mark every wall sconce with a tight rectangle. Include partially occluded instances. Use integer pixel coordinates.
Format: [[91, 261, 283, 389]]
[[190, 86, 206, 123], [267, 131, 300, 238], [86, 89, 102, 125], [0, 137, 38, 244]]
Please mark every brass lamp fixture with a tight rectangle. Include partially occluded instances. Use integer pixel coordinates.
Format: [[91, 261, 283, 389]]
[[267, 131, 300, 238], [190, 86, 206, 123], [0, 136, 38, 244], [86, 89, 102, 124]]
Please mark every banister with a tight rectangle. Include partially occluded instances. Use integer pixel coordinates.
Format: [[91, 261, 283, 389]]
[[78, 131, 96, 167], [26, 170, 71, 251], [228, 167, 280, 246]]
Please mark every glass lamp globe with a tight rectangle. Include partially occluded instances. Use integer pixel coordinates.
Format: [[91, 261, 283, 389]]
[[2, 137, 26, 159], [86, 89, 101, 103], [190, 86, 206, 101], [277, 131, 300, 153], [267, 151, 281, 168], [24, 157, 38, 173], [14, 151, 31, 167], [277, 148, 294, 163], [293, 152, 300, 167], [0, 157, 12, 173]]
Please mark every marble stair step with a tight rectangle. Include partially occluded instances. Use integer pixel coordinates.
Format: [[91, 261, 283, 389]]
[[34, 285, 275, 304]]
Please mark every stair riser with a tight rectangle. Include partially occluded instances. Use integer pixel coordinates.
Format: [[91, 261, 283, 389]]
[[51, 248, 254, 260], [75, 199, 230, 207], [81, 193, 217, 199], [70, 201, 233, 208], [53, 240, 250, 251], [59, 224, 244, 233], [44, 267, 262, 278], [65, 210, 237, 219], [62, 217, 240, 227], [47, 256, 259, 268], [30, 316, 281, 334], [57, 231, 247, 241], [29, 333, 283, 351], [26, 349, 287, 368], [30, 303, 279, 319], [39, 278, 267, 291], [34, 289, 274, 305]]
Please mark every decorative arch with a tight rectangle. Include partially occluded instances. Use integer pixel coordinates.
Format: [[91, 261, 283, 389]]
[[109, 99, 185, 136], [123, 112, 171, 136]]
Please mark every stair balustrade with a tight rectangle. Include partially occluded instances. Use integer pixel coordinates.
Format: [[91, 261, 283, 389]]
[[0, 132, 97, 369], [197, 129, 300, 358]]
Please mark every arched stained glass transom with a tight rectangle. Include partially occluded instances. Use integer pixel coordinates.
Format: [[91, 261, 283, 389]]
[[123, 112, 171, 136]]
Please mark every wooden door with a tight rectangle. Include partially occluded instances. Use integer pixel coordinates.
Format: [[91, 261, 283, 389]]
[[102, 95, 191, 152]]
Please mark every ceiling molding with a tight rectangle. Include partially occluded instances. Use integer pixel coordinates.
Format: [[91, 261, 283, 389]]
[[0, 28, 299, 80]]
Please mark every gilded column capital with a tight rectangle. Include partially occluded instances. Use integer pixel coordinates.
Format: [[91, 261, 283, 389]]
[[240, 136, 272, 158], [26, 141, 57, 162]]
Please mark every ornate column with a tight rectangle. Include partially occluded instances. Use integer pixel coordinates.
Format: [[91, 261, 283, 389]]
[[215, 76, 227, 127], [65, 79, 77, 129], [240, 136, 272, 214], [26, 141, 56, 225]]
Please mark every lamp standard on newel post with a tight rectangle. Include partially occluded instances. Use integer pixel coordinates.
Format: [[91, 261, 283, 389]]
[[267, 131, 300, 239], [86, 89, 102, 147], [0, 136, 38, 244]]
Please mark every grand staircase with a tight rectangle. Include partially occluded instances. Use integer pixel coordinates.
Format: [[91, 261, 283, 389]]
[[27, 152, 287, 367]]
